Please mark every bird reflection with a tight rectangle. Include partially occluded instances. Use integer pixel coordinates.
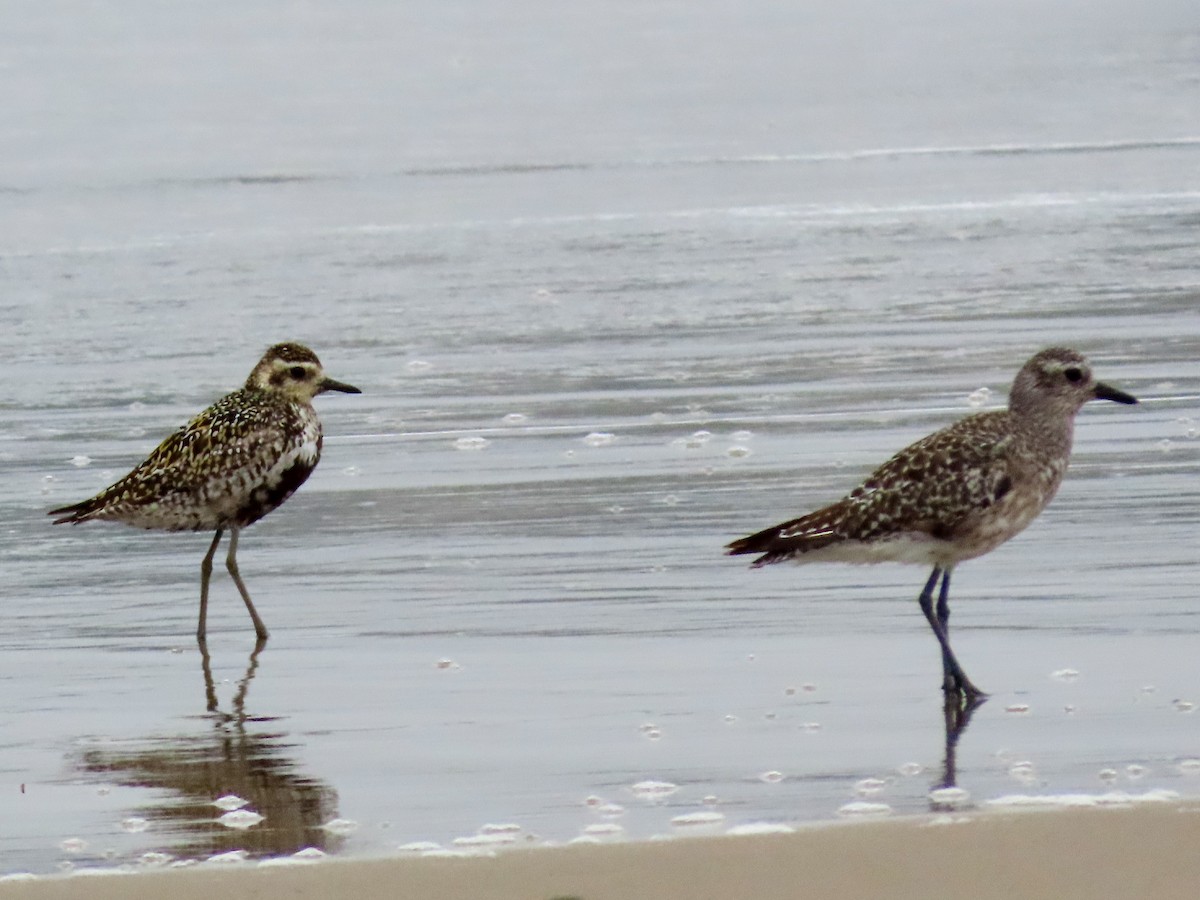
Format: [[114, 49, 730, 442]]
[[934, 690, 985, 795], [74, 644, 342, 862]]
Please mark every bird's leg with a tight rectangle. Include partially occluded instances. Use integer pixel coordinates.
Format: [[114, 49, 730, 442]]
[[917, 568, 986, 701], [225, 526, 270, 642], [198, 528, 224, 645], [936, 568, 952, 632]]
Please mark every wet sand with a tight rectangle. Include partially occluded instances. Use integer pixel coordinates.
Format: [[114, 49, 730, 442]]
[[5, 802, 1199, 900]]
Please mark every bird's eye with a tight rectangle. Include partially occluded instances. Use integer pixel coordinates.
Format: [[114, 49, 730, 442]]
[[289, 366, 307, 379], [1063, 367, 1083, 383]]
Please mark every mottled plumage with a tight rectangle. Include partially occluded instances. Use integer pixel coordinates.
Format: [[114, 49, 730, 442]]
[[50, 342, 361, 644], [728, 348, 1137, 699]]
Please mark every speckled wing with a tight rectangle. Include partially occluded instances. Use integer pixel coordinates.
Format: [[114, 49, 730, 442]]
[[49, 390, 321, 532], [727, 411, 1016, 566]]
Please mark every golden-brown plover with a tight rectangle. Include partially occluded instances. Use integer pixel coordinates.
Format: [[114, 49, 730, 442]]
[[50, 342, 360, 645], [727, 347, 1137, 700]]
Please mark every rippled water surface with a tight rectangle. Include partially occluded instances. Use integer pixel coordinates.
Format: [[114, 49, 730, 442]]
[[2, 0, 1199, 876]]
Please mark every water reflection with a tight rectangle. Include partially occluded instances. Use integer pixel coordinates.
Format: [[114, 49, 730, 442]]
[[73, 646, 341, 862], [934, 692, 985, 795]]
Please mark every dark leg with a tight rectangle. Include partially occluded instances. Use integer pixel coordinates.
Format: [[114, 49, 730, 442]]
[[225, 526, 269, 641], [917, 567, 986, 700], [198, 529, 224, 645], [936, 568, 951, 631]]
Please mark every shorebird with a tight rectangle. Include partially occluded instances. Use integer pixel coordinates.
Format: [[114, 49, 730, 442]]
[[50, 342, 361, 645], [726, 348, 1137, 699]]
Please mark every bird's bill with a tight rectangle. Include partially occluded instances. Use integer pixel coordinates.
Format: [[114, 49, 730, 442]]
[[1093, 381, 1137, 405], [320, 377, 362, 394]]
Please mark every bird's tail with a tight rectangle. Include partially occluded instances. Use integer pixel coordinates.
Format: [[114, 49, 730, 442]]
[[726, 501, 848, 567], [48, 496, 105, 525]]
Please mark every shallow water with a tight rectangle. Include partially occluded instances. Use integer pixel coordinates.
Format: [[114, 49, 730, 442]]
[[2, 0, 1199, 876]]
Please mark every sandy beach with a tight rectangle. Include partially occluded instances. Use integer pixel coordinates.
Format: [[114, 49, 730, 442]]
[[4, 802, 1199, 900]]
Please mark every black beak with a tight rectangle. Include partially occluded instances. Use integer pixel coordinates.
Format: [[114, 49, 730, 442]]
[[320, 377, 362, 395], [1093, 381, 1137, 405]]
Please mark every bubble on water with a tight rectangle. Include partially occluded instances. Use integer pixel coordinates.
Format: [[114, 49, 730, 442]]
[[702, 795, 719, 807], [434, 658, 461, 671], [213, 794, 248, 811], [1177, 759, 1200, 775], [1005, 704, 1030, 715], [726, 446, 752, 458], [671, 811, 725, 830], [1174, 699, 1195, 713], [1098, 768, 1119, 783], [218, 809, 264, 830], [630, 780, 678, 800], [1008, 761, 1038, 786], [285, 848, 327, 863], [341, 465, 361, 476], [581, 823, 625, 841], [453, 832, 516, 850], [837, 801, 892, 817], [1158, 438, 1173, 452], [675, 430, 712, 449], [639, 724, 662, 741], [398, 841, 443, 854], [1140, 685, 1156, 694], [855, 778, 887, 796], [801, 722, 823, 732], [60, 838, 88, 854], [759, 770, 784, 784], [929, 787, 971, 810], [454, 436, 491, 451], [1051, 668, 1080, 682], [139, 852, 173, 868], [661, 494, 682, 506], [727, 822, 793, 836], [606, 504, 625, 514], [1064, 704, 1077, 714], [724, 714, 739, 724], [897, 762, 925, 777], [731, 430, 754, 441], [502, 413, 528, 425], [582, 432, 616, 447], [596, 803, 625, 819], [406, 360, 432, 373], [967, 387, 992, 407], [206, 850, 249, 865], [70, 455, 92, 468], [319, 818, 359, 836], [120, 817, 149, 834], [584, 795, 604, 807], [96, 786, 111, 796], [1126, 764, 1148, 780], [480, 823, 522, 836]]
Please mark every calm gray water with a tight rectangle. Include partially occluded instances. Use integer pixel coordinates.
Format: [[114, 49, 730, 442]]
[[1, 0, 1199, 876]]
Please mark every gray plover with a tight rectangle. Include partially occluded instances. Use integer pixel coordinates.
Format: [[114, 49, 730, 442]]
[[50, 342, 360, 645], [727, 347, 1137, 699]]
